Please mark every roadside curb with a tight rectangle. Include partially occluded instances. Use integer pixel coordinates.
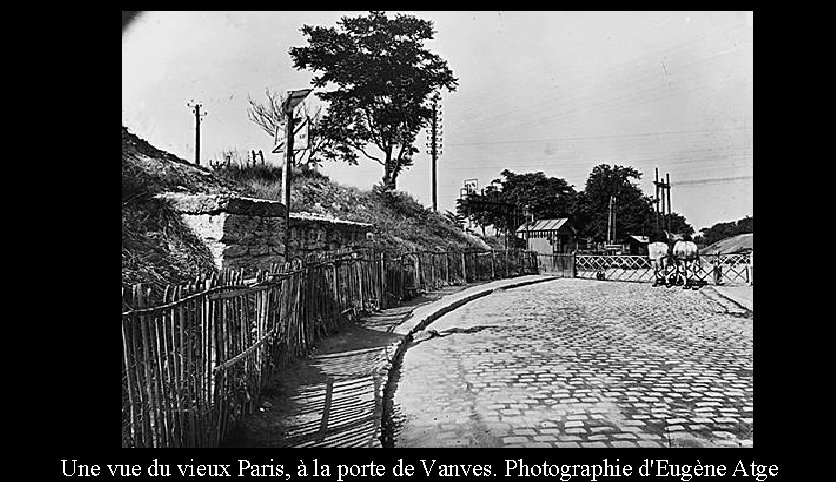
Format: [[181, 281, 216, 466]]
[[703, 285, 753, 313], [376, 275, 560, 447]]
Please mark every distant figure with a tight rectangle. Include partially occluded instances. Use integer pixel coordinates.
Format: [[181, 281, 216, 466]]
[[712, 257, 724, 285], [672, 233, 699, 288], [647, 230, 669, 287]]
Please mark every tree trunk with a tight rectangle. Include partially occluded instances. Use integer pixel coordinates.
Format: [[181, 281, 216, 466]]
[[382, 149, 397, 190], [382, 172, 397, 190]]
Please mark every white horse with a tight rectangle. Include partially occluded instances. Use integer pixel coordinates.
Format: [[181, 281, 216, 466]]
[[671, 236, 699, 288], [647, 240, 670, 286]]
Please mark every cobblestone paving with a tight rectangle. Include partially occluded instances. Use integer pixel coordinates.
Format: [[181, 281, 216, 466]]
[[391, 278, 753, 448]]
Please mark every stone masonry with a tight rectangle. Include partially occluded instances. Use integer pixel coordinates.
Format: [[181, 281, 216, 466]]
[[158, 192, 374, 272]]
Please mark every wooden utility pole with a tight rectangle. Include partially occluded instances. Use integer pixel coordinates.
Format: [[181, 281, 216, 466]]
[[280, 89, 312, 262], [654, 168, 660, 230], [666, 173, 672, 232], [283, 112, 295, 261], [188, 101, 207, 166], [653, 169, 672, 233], [426, 93, 442, 212]]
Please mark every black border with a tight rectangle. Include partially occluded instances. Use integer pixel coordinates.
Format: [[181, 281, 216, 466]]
[[49, 6, 806, 481]]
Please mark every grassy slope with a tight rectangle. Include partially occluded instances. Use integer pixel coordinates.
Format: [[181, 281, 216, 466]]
[[226, 164, 488, 255], [122, 127, 228, 294], [290, 174, 487, 254], [122, 127, 487, 291]]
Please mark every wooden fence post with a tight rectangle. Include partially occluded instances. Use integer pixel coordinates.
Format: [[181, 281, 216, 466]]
[[122, 290, 138, 447], [461, 251, 467, 284], [749, 251, 754, 286], [414, 253, 421, 291], [430, 252, 436, 289], [572, 251, 578, 277], [444, 251, 449, 286], [491, 250, 495, 279], [504, 250, 508, 278], [358, 254, 365, 313]]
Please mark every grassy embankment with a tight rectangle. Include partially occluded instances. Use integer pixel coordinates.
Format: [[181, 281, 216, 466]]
[[122, 127, 487, 291]]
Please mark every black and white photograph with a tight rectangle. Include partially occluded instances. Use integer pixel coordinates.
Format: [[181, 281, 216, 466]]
[[121, 11, 753, 450]]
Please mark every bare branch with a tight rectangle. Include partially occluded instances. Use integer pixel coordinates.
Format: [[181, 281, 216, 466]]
[[247, 88, 285, 138]]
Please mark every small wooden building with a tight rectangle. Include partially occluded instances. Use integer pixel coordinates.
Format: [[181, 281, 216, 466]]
[[626, 235, 650, 256], [516, 218, 577, 254]]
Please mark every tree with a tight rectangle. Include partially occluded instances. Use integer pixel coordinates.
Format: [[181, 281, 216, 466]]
[[577, 164, 692, 241], [289, 11, 458, 189], [578, 164, 649, 241], [697, 215, 753, 246], [457, 170, 578, 235]]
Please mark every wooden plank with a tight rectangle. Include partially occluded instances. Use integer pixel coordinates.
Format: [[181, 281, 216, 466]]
[[358, 257, 365, 313], [121, 300, 138, 447], [158, 287, 173, 447], [136, 285, 159, 447], [169, 286, 184, 447], [216, 283, 228, 446], [461, 252, 467, 284], [152, 292, 172, 447], [182, 285, 196, 448], [207, 288, 259, 300], [444, 252, 449, 286], [195, 282, 207, 447], [206, 278, 218, 445]]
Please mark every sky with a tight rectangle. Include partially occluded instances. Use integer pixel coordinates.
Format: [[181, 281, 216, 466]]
[[122, 11, 753, 231]]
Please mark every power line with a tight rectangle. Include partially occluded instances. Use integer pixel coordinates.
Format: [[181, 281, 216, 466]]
[[445, 22, 750, 128], [675, 175, 753, 186], [446, 126, 752, 147]]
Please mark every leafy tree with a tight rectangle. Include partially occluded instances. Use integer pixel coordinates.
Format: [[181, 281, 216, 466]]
[[577, 164, 692, 241], [456, 164, 694, 245], [736, 214, 753, 233], [289, 11, 458, 189], [696, 215, 753, 246], [457, 170, 578, 235], [578, 164, 650, 241]]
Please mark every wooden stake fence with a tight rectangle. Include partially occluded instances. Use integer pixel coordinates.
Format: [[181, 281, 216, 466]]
[[121, 248, 537, 448]]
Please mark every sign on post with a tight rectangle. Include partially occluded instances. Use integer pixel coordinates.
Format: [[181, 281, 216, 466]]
[[272, 117, 310, 154]]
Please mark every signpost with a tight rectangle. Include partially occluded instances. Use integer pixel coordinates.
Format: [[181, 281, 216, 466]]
[[280, 89, 312, 262]]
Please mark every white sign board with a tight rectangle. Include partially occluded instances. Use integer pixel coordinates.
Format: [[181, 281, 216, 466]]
[[272, 118, 310, 154], [464, 179, 478, 193]]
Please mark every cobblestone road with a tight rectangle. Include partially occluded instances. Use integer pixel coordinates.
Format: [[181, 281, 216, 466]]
[[391, 278, 753, 448]]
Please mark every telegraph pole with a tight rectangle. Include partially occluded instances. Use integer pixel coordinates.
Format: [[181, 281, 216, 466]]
[[283, 109, 295, 261], [607, 196, 617, 245], [654, 168, 660, 230], [280, 89, 312, 263], [653, 169, 672, 233], [666, 173, 672, 232], [426, 93, 442, 212], [187, 101, 207, 166]]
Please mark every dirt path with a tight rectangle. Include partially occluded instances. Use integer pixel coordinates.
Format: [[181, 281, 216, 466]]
[[221, 286, 470, 448]]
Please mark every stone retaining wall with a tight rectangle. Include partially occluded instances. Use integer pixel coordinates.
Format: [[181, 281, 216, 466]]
[[158, 192, 374, 272]]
